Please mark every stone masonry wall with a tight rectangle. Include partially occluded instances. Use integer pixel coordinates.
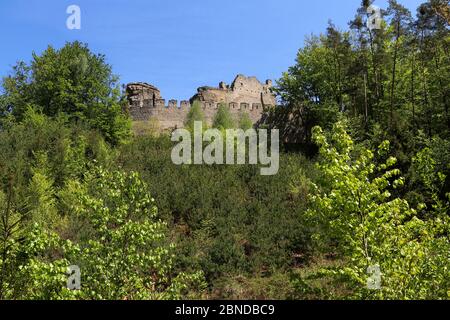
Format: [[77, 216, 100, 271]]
[[126, 75, 276, 130]]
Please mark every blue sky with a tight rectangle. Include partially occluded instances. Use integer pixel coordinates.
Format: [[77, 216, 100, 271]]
[[0, 0, 423, 100]]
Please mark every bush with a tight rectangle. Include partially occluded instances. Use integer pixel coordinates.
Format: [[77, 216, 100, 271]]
[[118, 134, 317, 292], [300, 122, 450, 299]]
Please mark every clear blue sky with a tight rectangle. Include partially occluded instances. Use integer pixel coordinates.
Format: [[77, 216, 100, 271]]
[[0, 0, 423, 101]]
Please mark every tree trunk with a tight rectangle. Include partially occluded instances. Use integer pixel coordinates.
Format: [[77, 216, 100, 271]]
[[411, 48, 416, 126], [390, 21, 401, 127]]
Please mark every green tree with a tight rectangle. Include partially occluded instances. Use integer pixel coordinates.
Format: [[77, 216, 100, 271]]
[[0, 94, 11, 119], [0, 184, 23, 299], [386, 0, 413, 125], [238, 112, 253, 130], [213, 103, 236, 130], [301, 122, 450, 299], [185, 100, 206, 131], [416, 1, 450, 136], [1, 41, 130, 145], [274, 33, 346, 144]]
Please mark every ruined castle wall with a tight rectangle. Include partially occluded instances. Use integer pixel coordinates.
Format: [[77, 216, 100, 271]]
[[127, 75, 275, 130], [129, 99, 190, 130], [129, 99, 263, 129], [191, 75, 276, 108]]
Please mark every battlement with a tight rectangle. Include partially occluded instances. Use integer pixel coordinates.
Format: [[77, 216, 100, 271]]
[[131, 98, 271, 112], [126, 74, 276, 130]]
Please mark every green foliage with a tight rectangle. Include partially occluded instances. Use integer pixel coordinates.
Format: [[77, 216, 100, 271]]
[[213, 104, 236, 130], [27, 159, 58, 230], [301, 122, 450, 299], [14, 225, 77, 300], [0, 94, 11, 119], [185, 100, 206, 130], [272, 4, 449, 149], [0, 112, 205, 300], [0, 188, 23, 299], [238, 112, 253, 130], [273, 32, 347, 144], [58, 167, 205, 300], [0, 109, 112, 193], [118, 134, 316, 293], [1, 166, 205, 300], [132, 118, 162, 136], [270, 5, 449, 300], [1, 1, 449, 301], [1, 41, 131, 145], [211, 272, 296, 300]]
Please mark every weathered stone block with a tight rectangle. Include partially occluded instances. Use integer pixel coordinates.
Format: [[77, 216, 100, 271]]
[[155, 99, 165, 108], [180, 100, 190, 109], [168, 100, 178, 108]]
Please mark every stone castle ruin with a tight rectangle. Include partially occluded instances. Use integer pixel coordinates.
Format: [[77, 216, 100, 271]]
[[126, 74, 276, 130]]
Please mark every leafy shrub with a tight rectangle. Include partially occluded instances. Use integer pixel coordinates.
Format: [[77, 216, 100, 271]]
[[301, 122, 450, 299]]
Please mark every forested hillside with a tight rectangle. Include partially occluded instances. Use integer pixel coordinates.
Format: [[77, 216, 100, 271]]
[[0, 0, 448, 300]]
